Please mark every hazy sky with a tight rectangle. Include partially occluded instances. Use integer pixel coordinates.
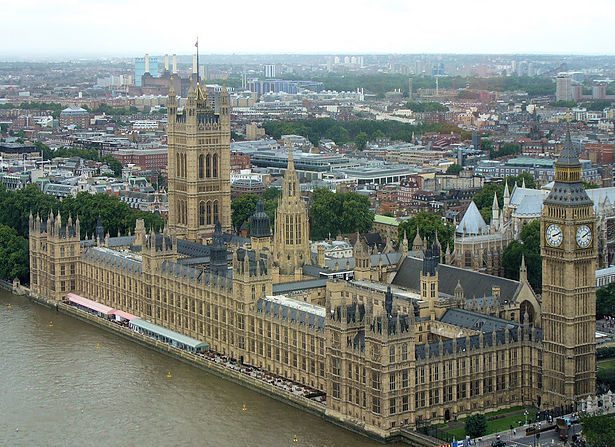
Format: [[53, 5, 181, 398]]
[[2, 0, 615, 57]]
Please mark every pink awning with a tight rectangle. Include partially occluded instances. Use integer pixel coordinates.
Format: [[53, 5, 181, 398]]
[[110, 309, 138, 321], [67, 293, 113, 315]]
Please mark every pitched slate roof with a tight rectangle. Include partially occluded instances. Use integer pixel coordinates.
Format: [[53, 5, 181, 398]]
[[392, 257, 521, 304], [273, 278, 328, 294], [515, 194, 545, 216], [82, 247, 142, 273], [456, 201, 488, 236], [256, 295, 325, 331], [440, 308, 519, 332]]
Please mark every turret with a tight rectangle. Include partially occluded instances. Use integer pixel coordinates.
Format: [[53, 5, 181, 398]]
[[249, 200, 271, 251], [519, 254, 527, 283], [454, 280, 464, 305], [412, 226, 423, 251], [95, 216, 104, 245], [503, 181, 511, 211], [317, 244, 326, 268], [400, 230, 409, 257], [353, 232, 370, 280], [134, 218, 146, 247], [491, 192, 500, 231], [420, 243, 439, 321], [210, 221, 228, 277]]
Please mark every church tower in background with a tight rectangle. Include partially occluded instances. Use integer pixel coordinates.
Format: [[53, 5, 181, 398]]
[[541, 131, 596, 409], [272, 150, 310, 283], [166, 78, 231, 241]]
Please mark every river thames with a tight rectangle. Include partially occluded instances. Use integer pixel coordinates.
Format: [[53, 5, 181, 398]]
[[0, 291, 392, 447]]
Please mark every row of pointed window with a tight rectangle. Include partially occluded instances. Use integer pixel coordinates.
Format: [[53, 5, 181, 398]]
[[175, 200, 220, 226], [175, 153, 219, 179]]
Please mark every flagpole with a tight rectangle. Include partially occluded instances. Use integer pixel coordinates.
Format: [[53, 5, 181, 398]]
[[195, 37, 199, 85]]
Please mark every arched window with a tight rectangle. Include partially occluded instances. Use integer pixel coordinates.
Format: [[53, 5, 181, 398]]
[[206, 201, 212, 225], [198, 155, 204, 179], [176, 202, 181, 223], [199, 201, 205, 225], [176, 153, 181, 177], [213, 200, 219, 224], [212, 154, 218, 178], [206, 154, 211, 178], [181, 153, 186, 178]]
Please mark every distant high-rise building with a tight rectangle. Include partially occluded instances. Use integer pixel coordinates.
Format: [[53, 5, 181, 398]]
[[556, 74, 573, 102], [592, 82, 607, 100], [471, 131, 481, 151], [163, 54, 169, 72], [134, 54, 159, 87], [572, 85, 583, 102], [134, 57, 146, 87], [264, 64, 276, 78]]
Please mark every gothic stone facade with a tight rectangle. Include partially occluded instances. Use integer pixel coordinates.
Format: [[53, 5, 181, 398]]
[[167, 83, 232, 241], [30, 216, 547, 440], [28, 123, 596, 443]]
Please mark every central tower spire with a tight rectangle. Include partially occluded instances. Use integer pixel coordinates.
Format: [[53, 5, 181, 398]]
[[272, 149, 310, 283]]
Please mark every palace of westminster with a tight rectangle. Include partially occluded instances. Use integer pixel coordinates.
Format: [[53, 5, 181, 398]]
[[28, 81, 597, 440]]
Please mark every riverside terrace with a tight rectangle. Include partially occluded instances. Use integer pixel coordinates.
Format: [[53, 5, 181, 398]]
[[62, 293, 326, 403]]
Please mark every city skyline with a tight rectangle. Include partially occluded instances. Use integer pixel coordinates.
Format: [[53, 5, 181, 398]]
[[3, 0, 615, 58]]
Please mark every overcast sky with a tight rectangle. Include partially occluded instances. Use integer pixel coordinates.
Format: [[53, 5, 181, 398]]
[[2, 0, 614, 58]]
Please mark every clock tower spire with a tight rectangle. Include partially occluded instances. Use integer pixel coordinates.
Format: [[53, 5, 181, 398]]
[[541, 130, 596, 409]]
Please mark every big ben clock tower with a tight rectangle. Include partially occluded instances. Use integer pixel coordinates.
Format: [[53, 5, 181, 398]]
[[541, 131, 596, 409]]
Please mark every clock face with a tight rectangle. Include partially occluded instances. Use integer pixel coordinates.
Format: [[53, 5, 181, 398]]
[[576, 225, 592, 248], [546, 224, 563, 247]]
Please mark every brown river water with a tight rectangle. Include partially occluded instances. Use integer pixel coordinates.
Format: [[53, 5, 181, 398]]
[[0, 290, 393, 447]]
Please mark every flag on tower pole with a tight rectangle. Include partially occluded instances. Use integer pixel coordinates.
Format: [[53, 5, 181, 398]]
[[195, 37, 200, 84]]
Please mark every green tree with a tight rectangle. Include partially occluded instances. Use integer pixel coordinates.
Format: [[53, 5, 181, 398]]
[[446, 164, 463, 175], [596, 283, 615, 319], [473, 174, 537, 223], [580, 415, 615, 447], [262, 118, 470, 147], [310, 189, 344, 239], [0, 185, 164, 282], [583, 181, 600, 190], [328, 125, 350, 145], [397, 212, 455, 251], [502, 220, 542, 292], [263, 187, 281, 202], [490, 142, 521, 159], [550, 100, 577, 108], [60, 192, 163, 239], [231, 187, 281, 231], [339, 193, 374, 235], [404, 101, 449, 113], [101, 155, 123, 177], [309, 189, 373, 240], [355, 132, 368, 150], [231, 194, 259, 230], [0, 225, 29, 283], [0, 184, 58, 237], [465, 414, 488, 438]]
